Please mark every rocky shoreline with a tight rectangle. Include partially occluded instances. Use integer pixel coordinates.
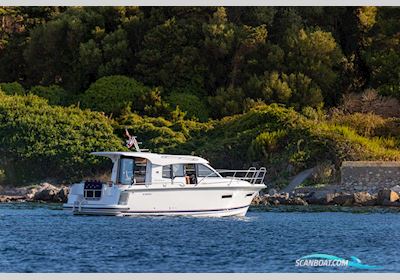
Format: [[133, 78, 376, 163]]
[[0, 183, 69, 203], [2, 182, 400, 208], [252, 186, 400, 207]]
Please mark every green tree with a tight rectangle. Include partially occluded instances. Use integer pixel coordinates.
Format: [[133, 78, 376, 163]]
[[136, 8, 209, 93], [0, 82, 25, 95], [208, 86, 245, 118], [284, 28, 344, 105], [0, 92, 124, 184], [245, 71, 323, 110], [29, 85, 69, 105], [167, 91, 209, 121], [81, 75, 151, 116], [361, 7, 400, 97], [226, 7, 276, 27], [0, 7, 62, 83], [229, 24, 267, 88], [78, 27, 132, 88], [23, 7, 136, 91]]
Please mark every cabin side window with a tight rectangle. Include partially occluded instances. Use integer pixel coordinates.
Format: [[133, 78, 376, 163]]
[[162, 165, 172, 178], [162, 164, 186, 179], [197, 164, 218, 177], [134, 158, 147, 184], [162, 164, 218, 182], [173, 164, 185, 177]]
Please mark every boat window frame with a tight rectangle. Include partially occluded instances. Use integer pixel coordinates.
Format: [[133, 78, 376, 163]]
[[162, 164, 173, 179], [161, 164, 193, 179], [196, 164, 220, 178], [162, 163, 221, 181], [173, 164, 185, 177], [134, 157, 147, 185], [118, 156, 135, 185]]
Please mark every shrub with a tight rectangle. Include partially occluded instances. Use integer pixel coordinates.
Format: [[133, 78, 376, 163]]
[[330, 112, 386, 137], [340, 89, 400, 118], [81, 75, 151, 116], [116, 111, 213, 153], [208, 86, 245, 118], [0, 92, 124, 184], [0, 82, 25, 95], [374, 118, 400, 138], [301, 106, 326, 122], [250, 130, 287, 157], [167, 91, 209, 121], [29, 85, 69, 105], [180, 104, 400, 186]]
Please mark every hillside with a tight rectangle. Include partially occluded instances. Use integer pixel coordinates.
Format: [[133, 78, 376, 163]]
[[1, 7, 400, 186]]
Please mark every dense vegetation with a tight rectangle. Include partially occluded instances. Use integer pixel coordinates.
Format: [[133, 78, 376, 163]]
[[0, 91, 124, 184], [0, 6, 400, 186]]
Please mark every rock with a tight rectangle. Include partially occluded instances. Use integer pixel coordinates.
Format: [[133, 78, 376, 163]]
[[0, 195, 10, 203], [381, 200, 400, 207], [332, 193, 354, 206], [33, 183, 59, 202], [390, 185, 400, 194], [295, 192, 306, 198], [271, 199, 280, 206], [24, 188, 38, 200], [251, 195, 262, 205], [289, 197, 308, 206], [377, 189, 400, 205], [353, 192, 376, 206], [268, 188, 278, 196], [268, 192, 290, 204], [305, 191, 337, 205], [56, 187, 69, 203], [0, 183, 68, 203], [0, 195, 26, 203], [0, 185, 31, 196], [263, 200, 271, 206], [251, 194, 272, 206], [280, 192, 289, 200]]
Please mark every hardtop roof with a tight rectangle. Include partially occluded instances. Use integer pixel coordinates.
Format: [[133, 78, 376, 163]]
[[91, 151, 209, 165]]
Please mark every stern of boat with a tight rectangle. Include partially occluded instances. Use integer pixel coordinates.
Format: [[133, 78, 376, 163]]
[[63, 181, 129, 215]]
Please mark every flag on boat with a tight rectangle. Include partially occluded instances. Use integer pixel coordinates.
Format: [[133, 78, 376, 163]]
[[125, 128, 140, 151]]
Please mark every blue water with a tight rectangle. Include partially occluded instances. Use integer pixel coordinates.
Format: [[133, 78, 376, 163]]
[[0, 203, 399, 272]]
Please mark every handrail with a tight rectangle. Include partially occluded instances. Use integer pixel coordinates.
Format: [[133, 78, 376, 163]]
[[199, 167, 267, 186], [195, 171, 223, 186], [125, 167, 267, 187]]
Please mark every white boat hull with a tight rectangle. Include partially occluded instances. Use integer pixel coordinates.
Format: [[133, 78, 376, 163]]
[[63, 184, 263, 217]]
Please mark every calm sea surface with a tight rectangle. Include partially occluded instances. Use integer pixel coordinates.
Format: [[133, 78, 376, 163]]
[[0, 203, 399, 272]]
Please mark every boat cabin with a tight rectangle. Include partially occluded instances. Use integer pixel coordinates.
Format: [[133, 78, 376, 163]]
[[92, 152, 221, 187]]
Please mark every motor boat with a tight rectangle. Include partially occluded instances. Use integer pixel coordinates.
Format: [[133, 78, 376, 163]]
[[63, 149, 266, 217]]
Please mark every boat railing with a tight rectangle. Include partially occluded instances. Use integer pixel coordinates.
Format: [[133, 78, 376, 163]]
[[217, 167, 267, 185], [195, 167, 266, 186]]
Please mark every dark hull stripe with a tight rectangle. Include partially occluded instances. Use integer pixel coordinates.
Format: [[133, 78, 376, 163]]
[[63, 206, 129, 210]]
